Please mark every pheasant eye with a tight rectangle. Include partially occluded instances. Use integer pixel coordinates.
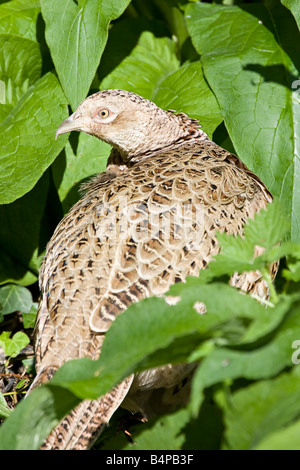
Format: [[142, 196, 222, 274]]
[[93, 107, 116, 123], [98, 108, 110, 118]]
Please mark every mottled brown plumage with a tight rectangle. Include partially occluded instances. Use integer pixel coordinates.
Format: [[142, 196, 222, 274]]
[[30, 90, 275, 450]]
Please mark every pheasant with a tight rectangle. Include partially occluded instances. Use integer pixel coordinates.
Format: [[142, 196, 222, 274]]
[[30, 89, 274, 450]]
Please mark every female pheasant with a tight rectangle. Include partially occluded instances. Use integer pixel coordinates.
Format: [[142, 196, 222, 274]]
[[30, 89, 274, 449]]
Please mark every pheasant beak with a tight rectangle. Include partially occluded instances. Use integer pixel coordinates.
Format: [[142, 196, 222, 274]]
[[55, 112, 91, 140]]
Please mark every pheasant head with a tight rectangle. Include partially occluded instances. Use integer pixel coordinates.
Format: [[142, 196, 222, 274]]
[[56, 89, 207, 161]]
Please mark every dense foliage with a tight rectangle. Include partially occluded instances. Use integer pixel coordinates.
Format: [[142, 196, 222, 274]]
[[0, 0, 300, 450]]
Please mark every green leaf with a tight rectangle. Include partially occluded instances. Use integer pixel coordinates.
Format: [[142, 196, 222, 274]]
[[41, 0, 131, 110], [216, 367, 300, 450], [186, 1, 300, 241], [0, 0, 40, 41], [254, 418, 300, 450], [0, 34, 41, 122], [283, 256, 300, 281], [0, 279, 285, 449], [281, 0, 300, 31], [0, 385, 80, 450], [22, 302, 38, 329], [244, 198, 290, 249], [123, 408, 190, 450], [0, 392, 12, 419], [202, 198, 289, 281], [49, 282, 269, 400], [0, 284, 32, 316], [0, 72, 68, 204], [189, 297, 300, 416], [98, 17, 170, 82], [100, 30, 180, 100], [0, 331, 30, 358], [154, 61, 222, 137]]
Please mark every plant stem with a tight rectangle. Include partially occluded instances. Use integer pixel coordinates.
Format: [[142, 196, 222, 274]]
[[262, 266, 279, 304]]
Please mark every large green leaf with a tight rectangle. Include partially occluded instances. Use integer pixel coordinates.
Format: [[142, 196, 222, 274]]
[[0, 34, 41, 122], [186, 0, 300, 241], [48, 278, 276, 402], [254, 418, 300, 450], [100, 30, 180, 100], [201, 198, 289, 283], [216, 367, 300, 449], [0, 385, 80, 450], [0, 280, 291, 449], [123, 408, 190, 451], [154, 62, 225, 138], [97, 17, 170, 82], [0, 392, 12, 420], [0, 72, 68, 204], [281, 0, 300, 31], [190, 299, 300, 416], [0, 0, 40, 40], [0, 284, 32, 316], [41, 0, 131, 110]]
